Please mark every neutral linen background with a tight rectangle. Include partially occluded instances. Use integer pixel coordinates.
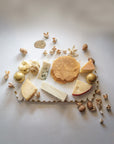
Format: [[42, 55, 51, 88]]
[[0, 0, 114, 144]]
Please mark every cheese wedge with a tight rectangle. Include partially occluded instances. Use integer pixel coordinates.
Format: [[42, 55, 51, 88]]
[[72, 80, 92, 96], [80, 59, 95, 73], [21, 79, 37, 101], [38, 61, 51, 80], [41, 82, 67, 101]]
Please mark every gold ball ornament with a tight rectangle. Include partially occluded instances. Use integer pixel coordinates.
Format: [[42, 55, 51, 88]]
[[86, 73, 97, 84], [18, 61, 30, 74], [14, 71, 25, 83]]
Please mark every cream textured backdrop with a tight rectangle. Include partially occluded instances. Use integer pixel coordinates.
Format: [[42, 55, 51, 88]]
[[0, 0, 114, 144]]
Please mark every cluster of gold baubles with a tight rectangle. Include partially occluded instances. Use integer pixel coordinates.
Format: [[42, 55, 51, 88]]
[[14, 61, 39, 83]]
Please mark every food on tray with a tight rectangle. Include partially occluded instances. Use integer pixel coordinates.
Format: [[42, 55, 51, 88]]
[[18, 61, 30, 74], [51, 56, 80, 83], [72, 80, 92, 96], [80, 59, 95, 73], [82, 43, 88, 51], [30, 61, 40, 75], [20, 48, 27, 55], [38, 61, 51, 80], [3, 31, 112, 125], [86, 73, 97, 84], [41, 82, 67, 101], [34, 40, 46, 48], [21, 79, 37, 101], [14, 71, 25, 83], [43, 32, 49, 39]]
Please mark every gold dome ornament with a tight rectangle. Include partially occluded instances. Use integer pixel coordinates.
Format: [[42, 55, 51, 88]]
[[14, 71, 25, 83], [18, 61, 30, 74], [86, 73, 97, 84]]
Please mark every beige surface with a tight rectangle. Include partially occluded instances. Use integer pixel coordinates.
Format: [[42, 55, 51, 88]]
[[0, 0, 114, 144]]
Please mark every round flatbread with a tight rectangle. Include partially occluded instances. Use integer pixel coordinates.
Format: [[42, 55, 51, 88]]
[[51, 56, 80, 83], [51, 70, 77, 84]]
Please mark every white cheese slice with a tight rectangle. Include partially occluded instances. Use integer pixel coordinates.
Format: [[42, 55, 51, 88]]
[[21, 79, 37, 101], [41, 82, 67, 102], [38, 61, 51, 80]]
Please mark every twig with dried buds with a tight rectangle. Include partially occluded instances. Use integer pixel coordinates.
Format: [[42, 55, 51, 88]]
[[63, 50, 67, 54], [8, 82, 15, 88], [50, 50, 54, 55], [87, 101, 96, 112], [100, 118, 104, 125], [96, 98, 102, 110], [52, 46, 57, 52], [43, 32, 49, 39], [30, 91, 40, 102], [34, 91, 40, 98], [106, 104, 111, 112], [103, 94, 108, 100], [52, 37, 57, 44], [4, 71, 10, 80], [95, 89, 101, 95], [91, 106, 96, 112], [43, 50, 48, 56], [87, 101, 93, 110], [100, 110, 104, 115], [56, 49, 61, 55], [68, 45, 78, 57]]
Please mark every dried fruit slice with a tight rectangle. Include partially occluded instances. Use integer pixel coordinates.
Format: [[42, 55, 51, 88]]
[[80, 59, 95, 73], [34, 40, 46, 48], [72, 80, 92, 96], [21, 79, 37, 101]]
